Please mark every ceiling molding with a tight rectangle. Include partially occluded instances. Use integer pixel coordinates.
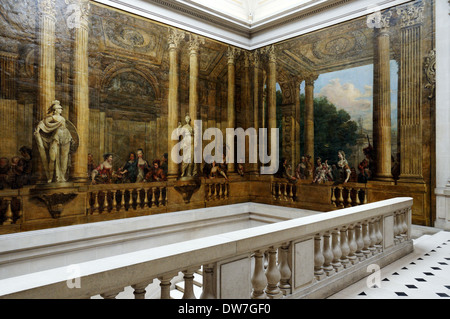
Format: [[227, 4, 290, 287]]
[[92, 0, 414, 50]]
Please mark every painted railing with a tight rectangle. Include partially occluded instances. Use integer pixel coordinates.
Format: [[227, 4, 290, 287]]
[[271, 180, 297, 202], [0, 192, 22, 226], [87, 182, 168, 215], [0, 197, 413, 299]]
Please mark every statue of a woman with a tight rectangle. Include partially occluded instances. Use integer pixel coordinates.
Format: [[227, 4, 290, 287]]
[[34, 100, 73, 183], [178, 114, 197, 178]]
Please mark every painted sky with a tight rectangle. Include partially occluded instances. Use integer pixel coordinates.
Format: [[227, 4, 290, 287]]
[[299, 61, 398, 132]]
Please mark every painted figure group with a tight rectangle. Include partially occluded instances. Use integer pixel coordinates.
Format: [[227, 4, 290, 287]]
[[0, 146, 33, 190], [89, 150, 168, 185], [278, 150, 357, 185]]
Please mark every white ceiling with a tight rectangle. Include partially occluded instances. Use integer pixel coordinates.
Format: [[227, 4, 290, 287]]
[[93, 0, 412, 49]]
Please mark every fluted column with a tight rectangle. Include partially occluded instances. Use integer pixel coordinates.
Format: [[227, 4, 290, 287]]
[[35, 0, 57, 182], [252, 50, 261, 174], [167, 28, 185, 179], [67, 0, 91, 183], [372, 11, 393, 181], [188, 34, 204, 177], [397, 2, 425, 183], [227, 46, 240, 173], [294, 78, 302, 168], [267, 46, 277, 160], [304, 74, 318, 169]]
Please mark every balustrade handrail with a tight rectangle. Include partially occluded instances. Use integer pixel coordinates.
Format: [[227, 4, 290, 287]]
[[0, 197, 413, 299]]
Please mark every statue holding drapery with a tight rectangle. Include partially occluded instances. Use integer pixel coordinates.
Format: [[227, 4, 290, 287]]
[[34, 100, 78, 184]]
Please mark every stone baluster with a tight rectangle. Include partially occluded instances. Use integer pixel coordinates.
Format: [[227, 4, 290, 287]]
[[369, 218, 377, 255], [278, 183, 282, 200], [182, 268, 198, 299], [165, 187, 168, 205], [331, 187, 336, 207], [289, 184, 294, 201], [158, 187, 164, 206], [120, 190, 126, 210], [251, 251, 268, 299], [401, 209, 409, 239], [100, 288, 124, 299], [338, 187, 344, 208], [143, 188, 149, 208], [136, 188, 142, 209], [363, 190, 368, 204], [265, 246, 282, 299], [200, 264, 216, 299], [272, 183, 276, 200], [284, 183, 289, 201], [346, 188, 352, 207], [128, 189, 133, 209], [208, 184, 213, 201], [314, 234, 326, 280], [339, 227, 350, 268], [151, 187, 156, 207], [132, 280, 153, 299], [278, 244, 291, 295], [362, 220, 371, 258], [218, 183, 223, 200], [375, 217, 383, 253], [322, 232, 335, 276], [347, 224, 358, 265], [224, 183, 228, 199], [2, 198, 13, 225], [103, 191, 109, 212], [159, 274, 175, 299], [111, 190, 117, 211], [356, 188, 362, 205], [355, 223, 365, 261], [92, 192, 100, 215], [331, 229, 343, 272]]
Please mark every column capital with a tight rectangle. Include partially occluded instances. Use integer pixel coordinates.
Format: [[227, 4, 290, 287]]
[[65, 0, 91, 30], [39, 0, 56, 20], [367, 9, 392, 32], [304, 73, 319, 86], [261, 45, 276, 63], [188, 34, 205, 55], [252, 50, 260, 68], [396, 1, 424, 28], [168, 28, 185, 51], [227, 46, 241, 64]]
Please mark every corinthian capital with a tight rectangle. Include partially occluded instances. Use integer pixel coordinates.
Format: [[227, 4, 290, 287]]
[[188, 34, 205, 55], [168, 28, 185, 51], [397, 1, 424, 28], [304, 73, 319, 86], [65, 0, 91, 30], [227, 46, 241, 64], [39, 0, 56, 19], [367, 9, 392, 31]]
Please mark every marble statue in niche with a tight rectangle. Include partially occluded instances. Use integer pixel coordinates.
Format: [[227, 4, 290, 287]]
[[34, 100, 78, 184]]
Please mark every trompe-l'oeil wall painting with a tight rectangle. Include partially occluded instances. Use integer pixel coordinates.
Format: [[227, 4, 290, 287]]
[[0, 0, 436, 230]]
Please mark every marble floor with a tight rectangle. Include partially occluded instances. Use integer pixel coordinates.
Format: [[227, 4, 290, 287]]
[[328, 230, 450, 299]]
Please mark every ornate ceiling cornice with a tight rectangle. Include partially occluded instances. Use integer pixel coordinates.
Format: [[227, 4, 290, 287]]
[[93, 0, 414, 50]]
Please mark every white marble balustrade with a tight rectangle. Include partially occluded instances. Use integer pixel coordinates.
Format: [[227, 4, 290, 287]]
[[0, 197, 413, 299]]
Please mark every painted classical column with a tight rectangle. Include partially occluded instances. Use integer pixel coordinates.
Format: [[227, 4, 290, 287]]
[[372, 11, 393, 181], [294, 78, 302, 167], [0, 51, 18, 157], [266, 46, 277, 162], [66, 0, 91, 183], [397, 2, 425, 183], [304, 73, 318, 169], [188, 34, 204, 176], [35, 0, 57, 182], [227, 46, 240, 173], [252, 50, 261, 174], [167, 28, 184, 179]]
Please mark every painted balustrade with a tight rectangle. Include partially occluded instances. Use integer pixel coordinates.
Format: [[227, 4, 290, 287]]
[[88, 182, 167, 214], [272, 180, 296, 202], [0, 197, 413, 299], [205, 180, 229, 201], [331, 184, 367, 208], [0, 194, 22, 225]]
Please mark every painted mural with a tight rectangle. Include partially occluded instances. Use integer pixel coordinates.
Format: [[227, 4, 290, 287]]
[[0, 0, 437, 230]]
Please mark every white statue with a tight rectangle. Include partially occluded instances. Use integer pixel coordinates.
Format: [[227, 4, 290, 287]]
[[178, 114, 197, 178], [34, 100, 76, 183]]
